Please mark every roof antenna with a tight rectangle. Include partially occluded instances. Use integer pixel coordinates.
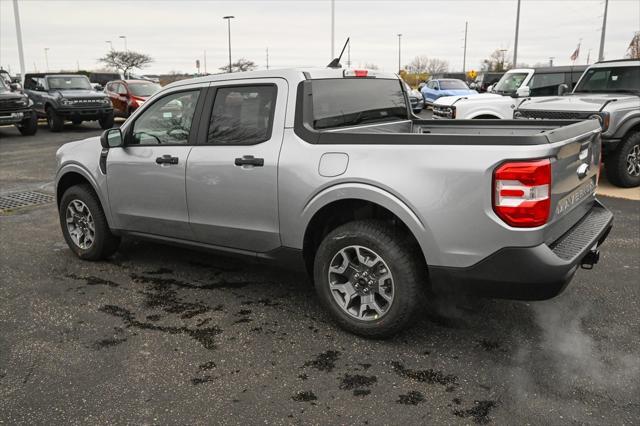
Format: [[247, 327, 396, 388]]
[[327, 37, 350, 68]]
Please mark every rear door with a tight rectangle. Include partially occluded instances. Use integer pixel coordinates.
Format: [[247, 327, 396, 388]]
[[106, 85, 205, 239], [186, 79, 286, 252]]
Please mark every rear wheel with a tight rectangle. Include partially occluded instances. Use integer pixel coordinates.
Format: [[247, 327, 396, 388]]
[[99, 113, 114, 129], [16, 113, 38, 136], [605, 132, 640, 188], [47, 108, 64, 132], [313, 220, 425, 338], [59, 184, 120, 260]]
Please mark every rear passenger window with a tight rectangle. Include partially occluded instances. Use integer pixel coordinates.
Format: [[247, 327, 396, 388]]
[[207, 85, 276, 145], [529, 73, 566, 96]]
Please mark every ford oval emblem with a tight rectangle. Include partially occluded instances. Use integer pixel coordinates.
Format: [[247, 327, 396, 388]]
[[577, 163, 590, 179]]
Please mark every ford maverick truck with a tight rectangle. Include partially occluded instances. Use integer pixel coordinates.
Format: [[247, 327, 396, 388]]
[[54, 68, 613, 337]]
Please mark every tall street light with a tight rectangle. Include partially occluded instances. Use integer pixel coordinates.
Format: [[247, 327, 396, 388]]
[[44, 48, 50, 71], [119, 35, 127, 51], [105, 40, 113, 50], [223, 16, 235, 73], [513, 0, 521, 67], [397, 33, 402, 74]]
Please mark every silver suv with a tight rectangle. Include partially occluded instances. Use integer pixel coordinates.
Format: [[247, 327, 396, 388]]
[[55, 68, 613, 337], [516, 59, 640, 187]]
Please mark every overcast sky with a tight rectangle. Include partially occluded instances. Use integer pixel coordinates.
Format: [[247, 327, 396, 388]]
[[0, 0, 638, 76]]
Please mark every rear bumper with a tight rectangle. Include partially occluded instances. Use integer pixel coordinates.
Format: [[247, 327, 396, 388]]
[[429, 200, 613, 300]]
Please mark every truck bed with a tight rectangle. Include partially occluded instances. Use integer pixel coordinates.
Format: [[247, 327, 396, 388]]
[[316, 119, 599, 146]]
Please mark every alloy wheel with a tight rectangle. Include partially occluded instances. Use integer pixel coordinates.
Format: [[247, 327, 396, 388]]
[[627, 144, 640, 177], [328, 245, 395, 321], [65, 199, 95, 249]]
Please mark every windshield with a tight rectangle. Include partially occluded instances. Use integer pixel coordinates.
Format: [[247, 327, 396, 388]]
[[0, 78, 8, 93], [440, 80, 469, 90], [47, 76, 92, 90], [573, 66, 640, 94], [128, 82, 161, 97], [311, 78, 408, 129], [493, 72, 528, 93]]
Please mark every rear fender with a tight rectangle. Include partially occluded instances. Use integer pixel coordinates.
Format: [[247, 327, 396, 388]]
[[299, 183, 439, 266]]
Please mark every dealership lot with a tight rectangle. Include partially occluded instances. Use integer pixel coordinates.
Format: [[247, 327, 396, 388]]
[[1, 122, 639, 424]]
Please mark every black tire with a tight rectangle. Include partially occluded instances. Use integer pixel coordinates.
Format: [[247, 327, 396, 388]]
[[313, 220, 425, 338], [16, 113, 38, 136], [47, 108, 64, 132], [605, 132, 640, 188], [59, 184, 120, 260], [99, 113, 115, 129]]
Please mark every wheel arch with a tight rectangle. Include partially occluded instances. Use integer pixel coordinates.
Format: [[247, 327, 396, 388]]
[[612, 117, 640, 140], [56, 165, 113, 227], [300, 184, 435, 277]]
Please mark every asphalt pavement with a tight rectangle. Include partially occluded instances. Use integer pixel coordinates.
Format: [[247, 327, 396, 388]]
[[1, 120, 639, 425]]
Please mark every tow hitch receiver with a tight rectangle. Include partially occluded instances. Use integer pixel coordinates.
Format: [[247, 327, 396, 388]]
[[581, 248, 600, 270]]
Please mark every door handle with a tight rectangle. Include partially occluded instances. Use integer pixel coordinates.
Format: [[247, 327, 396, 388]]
[[155, 155, 179, 165], [234, 155, 264, 167]]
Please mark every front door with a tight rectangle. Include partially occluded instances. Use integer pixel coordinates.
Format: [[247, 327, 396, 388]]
[[107, 87, 203, 239], [186, 80, 286, 252]]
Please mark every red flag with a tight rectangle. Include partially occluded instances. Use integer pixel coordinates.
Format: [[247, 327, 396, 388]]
[[570, 43, 581, 61]]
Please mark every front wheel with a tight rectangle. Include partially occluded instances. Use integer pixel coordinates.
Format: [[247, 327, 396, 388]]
[[313, 220, 425, 338], [17, 113, 38, 136], [99, 113, 114, 129], [59, 184, 120, 260], [47, 108, 64, 132], [605, 132, 640, 188]]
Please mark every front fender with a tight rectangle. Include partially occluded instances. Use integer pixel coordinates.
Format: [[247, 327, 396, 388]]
[[55, 162, 113, 227], [298, 182, 439, 266], [612, 116, 640, 139]]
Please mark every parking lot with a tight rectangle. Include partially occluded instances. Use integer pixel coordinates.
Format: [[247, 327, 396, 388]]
[[1, 120, 639, 424]]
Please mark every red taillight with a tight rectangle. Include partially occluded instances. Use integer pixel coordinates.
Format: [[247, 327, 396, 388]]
[[493, 159, 551, 227], [344, 69, 369, 77]]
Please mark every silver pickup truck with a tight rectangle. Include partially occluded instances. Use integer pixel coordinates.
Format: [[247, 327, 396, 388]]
[[55, 68, 613, 337]]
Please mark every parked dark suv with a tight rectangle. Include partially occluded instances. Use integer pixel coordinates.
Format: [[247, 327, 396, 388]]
[[23, 73, 114, 132], [0, 77, 38, 135]]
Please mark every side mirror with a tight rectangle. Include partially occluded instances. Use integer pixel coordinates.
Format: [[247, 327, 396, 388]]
[[94, 85, 104, 92], [469, 82, 477, 89], [557, 84, 569, 96], [100, 128, 123, 149], [35, 85, 45, 91], [9, 83, 19, 91], [512, 85, 530, 98]]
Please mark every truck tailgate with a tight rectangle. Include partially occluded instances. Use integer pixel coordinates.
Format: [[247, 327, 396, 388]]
[[545, 121, 602, 243]]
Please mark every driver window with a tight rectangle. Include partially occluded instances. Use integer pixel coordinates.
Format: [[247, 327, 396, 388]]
[[131, 90, 200, 145]]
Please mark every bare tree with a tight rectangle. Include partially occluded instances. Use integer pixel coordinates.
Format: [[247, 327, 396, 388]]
[[407, 55, 430, 73], [219, 58, 257, 73], [425, 58, 449, 75], [627, 31, 640, 59], [99, 50, 153, 78], [482, 49, 512, 72], [363, 63, 379, 70]]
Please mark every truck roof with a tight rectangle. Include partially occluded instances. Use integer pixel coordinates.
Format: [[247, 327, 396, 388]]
[[164, 67, 399, 89], [590, 59, 640, 68], [506, 65, 588, 74]]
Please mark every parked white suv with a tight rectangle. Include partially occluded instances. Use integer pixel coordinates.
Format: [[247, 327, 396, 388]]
[[433, 66, 586, 120]]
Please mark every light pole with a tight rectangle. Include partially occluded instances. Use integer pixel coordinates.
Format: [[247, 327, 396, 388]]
[[11, 0, 26, 85], [331, 0, 335, 59], [105, 40, 113, 50], [397, 33, 402, 74], [223, 16, 235, 73], [44, 48, 50, 71], [462, 21, 468, 74], [598, 0, 608, 61], [119, 35, 127, 51], [513, 0, 521, 67]]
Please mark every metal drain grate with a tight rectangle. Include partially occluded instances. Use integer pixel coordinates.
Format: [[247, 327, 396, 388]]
[[0, 191, 55, 211]]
